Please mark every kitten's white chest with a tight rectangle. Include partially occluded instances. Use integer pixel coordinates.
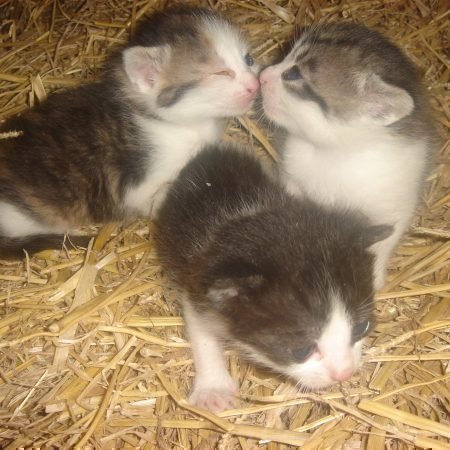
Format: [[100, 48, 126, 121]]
[[124, 117, 223, 216], [282, 135, 426, 224]]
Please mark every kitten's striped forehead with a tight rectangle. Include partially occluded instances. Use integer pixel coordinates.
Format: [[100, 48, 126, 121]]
[[165, 11, 248, 68], [165, 11, 248, 61], [130, 8, 246, 60], [291, 38, 311, 62], [201, 14, 249, 57], [291, 22, 401, 63], [154, 11, 254, 110]]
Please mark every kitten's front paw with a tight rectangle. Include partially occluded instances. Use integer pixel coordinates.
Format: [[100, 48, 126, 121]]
[[189, 380, 238, 413]]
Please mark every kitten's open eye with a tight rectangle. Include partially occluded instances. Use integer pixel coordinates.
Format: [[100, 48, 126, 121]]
[[282, 66, 302, 81], [353, 320, 371, 341], [292, 345, 315, 362], [244, 53, 254, 67]]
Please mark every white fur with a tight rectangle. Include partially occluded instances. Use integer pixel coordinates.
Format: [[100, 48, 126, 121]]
[[0, 201, 60, 237], [204, 16, 248, 62], [124, 117, 223, 216], [315, 297, 359, 382], [260, 60, 428, 289], [281, 133, 426, 289], [183, 300, 237, 413]]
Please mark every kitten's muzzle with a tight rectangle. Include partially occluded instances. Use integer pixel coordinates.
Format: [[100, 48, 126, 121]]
[[320, 347, 356, 382], [259, 66, 278, 86], [328, 366, 354, 382]]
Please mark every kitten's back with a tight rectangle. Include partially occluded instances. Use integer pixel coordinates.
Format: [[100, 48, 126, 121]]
[[0, 83, 142, 226], [155, 143, 377, 300], [155, 145, 284, 278]]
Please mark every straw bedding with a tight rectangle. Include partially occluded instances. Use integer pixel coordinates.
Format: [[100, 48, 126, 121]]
[[0, 0, 448, 448]]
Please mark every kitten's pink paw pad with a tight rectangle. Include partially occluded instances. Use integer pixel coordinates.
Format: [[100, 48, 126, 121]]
[[189, 387, 236, 413]]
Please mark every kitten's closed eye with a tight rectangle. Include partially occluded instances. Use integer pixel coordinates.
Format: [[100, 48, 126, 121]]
[[282, 66, 302, 81], [213, 68, 236, 78], [352, 320, 371, 341]]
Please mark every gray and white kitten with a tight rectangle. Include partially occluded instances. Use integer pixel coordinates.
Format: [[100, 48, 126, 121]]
[[260, 23, 437, 289], [156, 143, 392, 413], [0, 7, 258, 258]]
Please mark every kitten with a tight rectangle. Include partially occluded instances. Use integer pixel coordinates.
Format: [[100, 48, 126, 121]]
[[260, 23, 437, 289], [155, 143, 392, 413], [0, 7, 258, 259]]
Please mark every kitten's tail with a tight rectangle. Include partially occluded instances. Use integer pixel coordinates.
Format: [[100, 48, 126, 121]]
[[0, 234, 92, 260]]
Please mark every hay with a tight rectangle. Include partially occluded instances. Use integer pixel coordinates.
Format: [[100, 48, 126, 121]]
[[0, 0, 448, 448]]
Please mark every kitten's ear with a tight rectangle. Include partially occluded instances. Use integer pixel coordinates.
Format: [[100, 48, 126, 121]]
[[360, 74, 414, 125], [122, 45, 170, 93], [207, 274, 264, 308], [362, 224, 394, 248]]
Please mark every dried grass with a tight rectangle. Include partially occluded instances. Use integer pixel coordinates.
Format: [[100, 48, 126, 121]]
[[0, 0, 448, 448]]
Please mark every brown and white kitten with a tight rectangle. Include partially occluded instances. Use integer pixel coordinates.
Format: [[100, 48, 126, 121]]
[[0, 7, 258, 258], [260, 23, 437, 289], [155, 143, 392, 413]]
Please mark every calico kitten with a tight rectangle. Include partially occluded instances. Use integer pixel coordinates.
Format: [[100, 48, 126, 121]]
[[155, 143, 392, 413], [0, 7, 258, 259], [260, 23, 437, 289]]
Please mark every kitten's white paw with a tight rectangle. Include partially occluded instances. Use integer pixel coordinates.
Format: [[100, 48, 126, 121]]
[[189, 387, 236, 413], [189, 379, 238, 413]]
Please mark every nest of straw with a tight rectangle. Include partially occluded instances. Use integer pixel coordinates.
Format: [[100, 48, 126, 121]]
[[0, 1, 448, 448]]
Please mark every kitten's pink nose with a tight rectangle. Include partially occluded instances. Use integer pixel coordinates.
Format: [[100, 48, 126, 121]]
[[329, 366, 354, 382], [245, 75, 259, 95], [320, 345, 355, 382]]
